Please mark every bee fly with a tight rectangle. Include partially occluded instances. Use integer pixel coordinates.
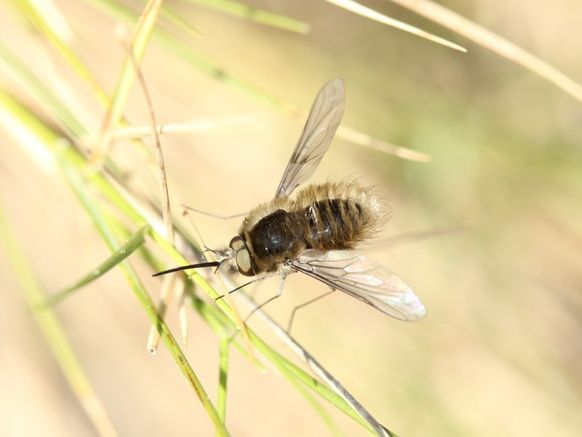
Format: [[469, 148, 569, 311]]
[[154, 79, 426, 322]]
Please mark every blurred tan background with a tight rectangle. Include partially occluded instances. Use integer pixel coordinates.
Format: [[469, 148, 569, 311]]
[[1, 0, 582, 436]]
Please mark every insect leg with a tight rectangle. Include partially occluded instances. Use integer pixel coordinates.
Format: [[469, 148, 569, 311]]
[[244, 271, 288, 322], [181, 204, 248, 220], [287, 288, 336, 333]]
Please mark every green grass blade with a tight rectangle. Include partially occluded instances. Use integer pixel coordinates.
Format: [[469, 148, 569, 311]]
[[185, 0, 309, 33], [40, 225, 150, 308], [0, 202, 120, 437], [217, 336, 230, 425]]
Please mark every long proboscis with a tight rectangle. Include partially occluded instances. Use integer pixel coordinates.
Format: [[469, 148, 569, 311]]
[[152, 261, 220, 277]]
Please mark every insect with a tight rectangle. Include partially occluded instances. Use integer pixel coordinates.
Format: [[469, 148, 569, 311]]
[[154, 79, 426, 322]]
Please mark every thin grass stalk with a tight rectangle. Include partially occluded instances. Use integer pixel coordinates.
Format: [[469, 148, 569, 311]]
[[388, 0, 582, 103]]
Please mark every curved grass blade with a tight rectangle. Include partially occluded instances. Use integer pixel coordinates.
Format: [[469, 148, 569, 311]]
[[39, 225, 150, 308], [184, 0, 310, 33], [388, 0, 582, 104], [0, 202, 119, 437], [326, 0, 465, 52]]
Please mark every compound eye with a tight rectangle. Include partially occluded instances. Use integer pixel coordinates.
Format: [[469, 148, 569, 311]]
[[229, 235, 245, 251], [236, 248, 252, 275]]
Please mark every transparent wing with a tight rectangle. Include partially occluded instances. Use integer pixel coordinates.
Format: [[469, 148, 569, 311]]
[[290, 250, 426, 321], [275, 78, 345, 198]]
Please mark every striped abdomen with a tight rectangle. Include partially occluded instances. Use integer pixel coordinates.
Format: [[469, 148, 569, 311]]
[[303, 198, 366, 250]]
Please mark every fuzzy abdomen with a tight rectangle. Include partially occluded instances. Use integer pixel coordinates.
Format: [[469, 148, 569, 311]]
[[246, 200, 364, 272], [303, 199, 365, 250]]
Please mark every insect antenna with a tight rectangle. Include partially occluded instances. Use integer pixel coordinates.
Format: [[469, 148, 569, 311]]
[[152, 261, 220, 277]]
